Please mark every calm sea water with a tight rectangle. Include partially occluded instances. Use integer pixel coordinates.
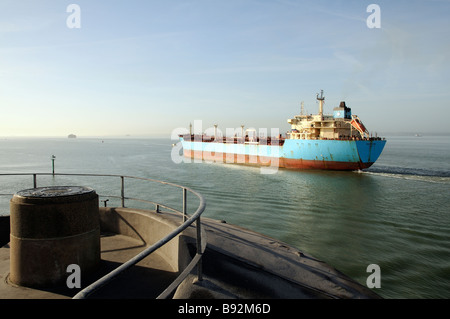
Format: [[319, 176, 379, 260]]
[[0, 135, 449, 299]]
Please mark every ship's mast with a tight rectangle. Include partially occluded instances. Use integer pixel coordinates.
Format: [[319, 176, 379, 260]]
[[316, 90, 325, 120]]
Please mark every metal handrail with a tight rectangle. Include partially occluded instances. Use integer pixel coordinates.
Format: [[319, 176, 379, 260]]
[[0, 172, 206, 299]]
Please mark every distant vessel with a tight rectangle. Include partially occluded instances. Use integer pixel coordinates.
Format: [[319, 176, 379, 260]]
[[179, 91, 386, 170], [68, 134, 77, 138]]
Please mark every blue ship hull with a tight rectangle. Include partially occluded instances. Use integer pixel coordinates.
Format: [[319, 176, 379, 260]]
[[180, 137, 386, 170]]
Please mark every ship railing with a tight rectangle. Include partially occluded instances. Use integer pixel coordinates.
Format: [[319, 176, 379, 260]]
[[0, 172, 206, 299], [180, 134, 286, 145], [286, 133, 385, 141]]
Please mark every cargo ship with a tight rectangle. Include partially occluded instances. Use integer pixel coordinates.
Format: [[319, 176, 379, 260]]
[[179, 91, 386, 171]]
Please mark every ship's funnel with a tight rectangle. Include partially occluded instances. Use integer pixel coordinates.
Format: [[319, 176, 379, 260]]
[[317, 90, 325, 119]]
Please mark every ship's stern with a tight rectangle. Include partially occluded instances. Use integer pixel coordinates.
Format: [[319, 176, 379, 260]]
[[355, 139, 386, 169]]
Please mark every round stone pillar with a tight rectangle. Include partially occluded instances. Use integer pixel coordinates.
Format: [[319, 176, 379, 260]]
[[9, 186, 100, 288]]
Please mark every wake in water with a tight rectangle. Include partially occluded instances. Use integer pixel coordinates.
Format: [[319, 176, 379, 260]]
[[357, 165, 450, 184]]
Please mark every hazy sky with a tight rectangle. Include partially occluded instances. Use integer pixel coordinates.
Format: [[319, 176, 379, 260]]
[[1, 0, 449, 137]]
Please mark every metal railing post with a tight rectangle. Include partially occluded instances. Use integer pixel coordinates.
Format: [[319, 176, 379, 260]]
[[121, 176, 125, 207], [182, 187, 187, 222], [33, 174, 37, 188], [196, 217, 203, 281]]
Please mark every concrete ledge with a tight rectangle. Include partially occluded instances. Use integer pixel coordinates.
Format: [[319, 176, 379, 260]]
[[1, 207, 380, 299], [98, 207, 194, 274]]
